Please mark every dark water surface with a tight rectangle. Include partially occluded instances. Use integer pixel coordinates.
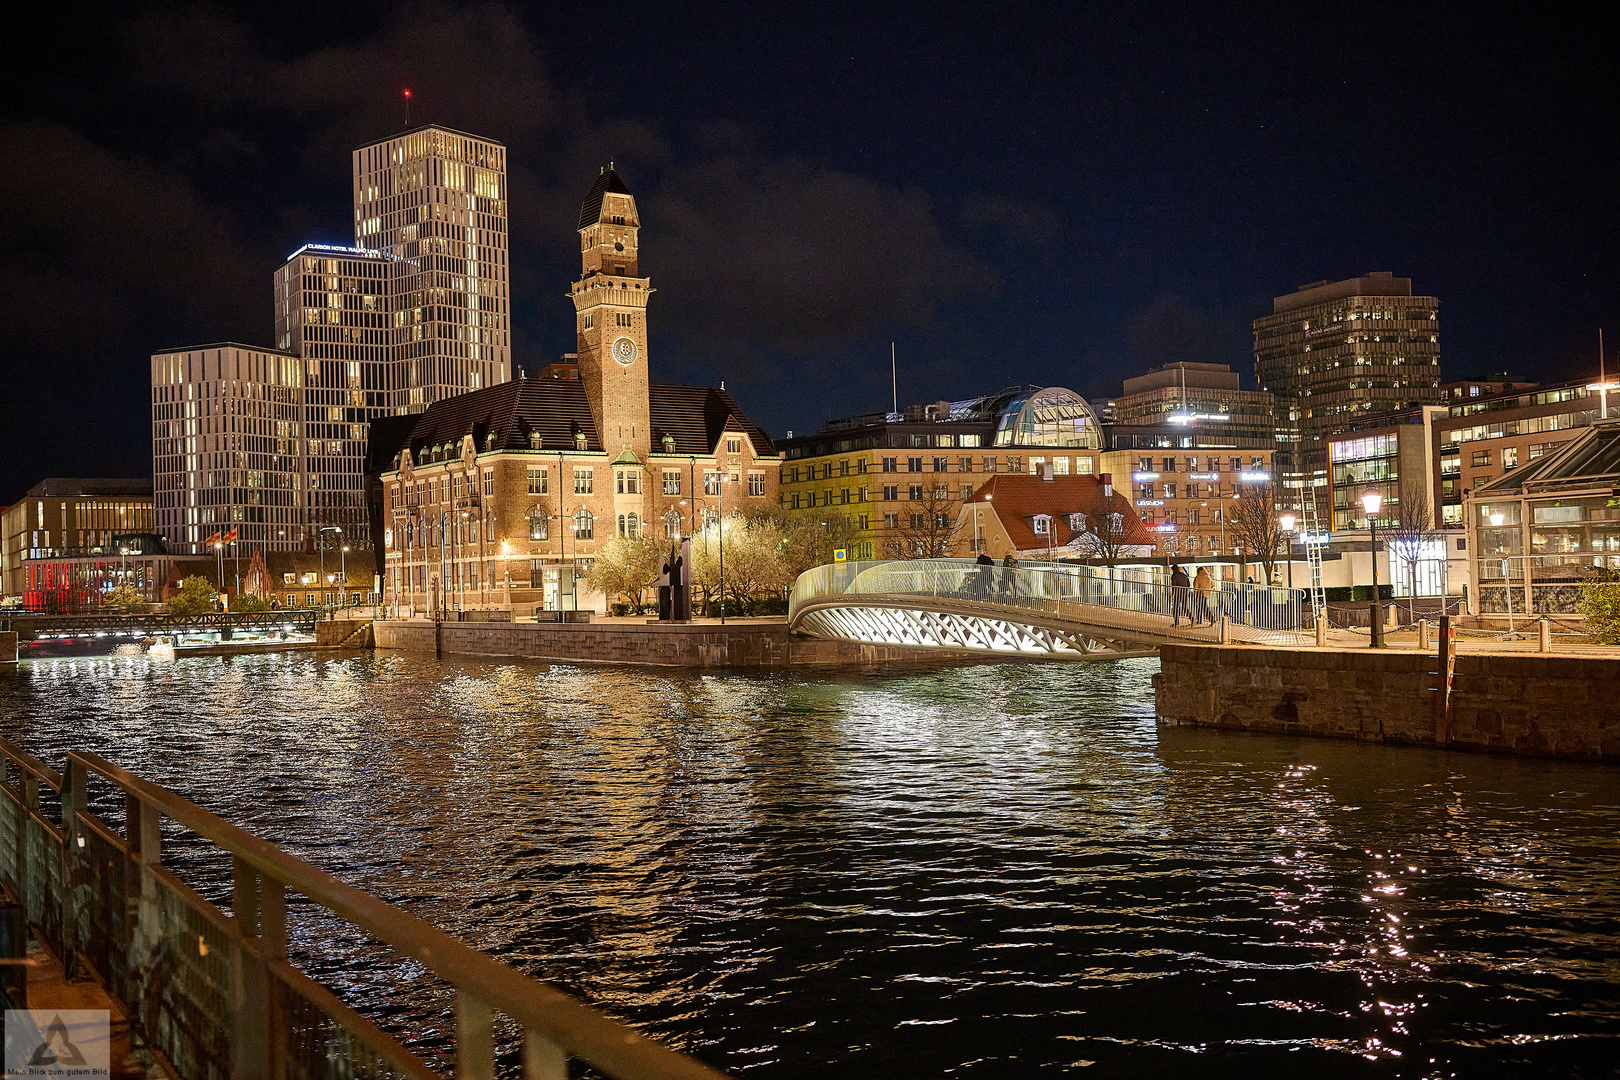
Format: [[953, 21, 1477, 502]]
[[2, 651, 1618, 1078]]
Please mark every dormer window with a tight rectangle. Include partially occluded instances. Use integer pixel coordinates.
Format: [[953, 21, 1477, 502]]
[[574, 431, 588, 450], [1032, 514, 1052, 537], [661, 433, 676, 453], [1068, 513, 1087, 533], [528, 431, 542, 450]]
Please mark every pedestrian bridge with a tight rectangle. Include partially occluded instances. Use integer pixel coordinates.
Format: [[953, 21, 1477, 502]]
[[788, 559, 1308, 658]]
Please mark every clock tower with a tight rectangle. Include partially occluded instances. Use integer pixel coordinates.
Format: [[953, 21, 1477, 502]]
[[571, 165, 653, 466]]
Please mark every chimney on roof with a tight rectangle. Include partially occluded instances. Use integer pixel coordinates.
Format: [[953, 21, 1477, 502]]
[[1101, 473, 1113, 497]]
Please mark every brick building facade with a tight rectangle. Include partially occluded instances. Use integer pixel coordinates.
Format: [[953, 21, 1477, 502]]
[[376, 168, 778, 615]]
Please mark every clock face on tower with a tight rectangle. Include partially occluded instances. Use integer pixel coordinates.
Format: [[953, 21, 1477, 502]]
[[612, 336, 637, 365]]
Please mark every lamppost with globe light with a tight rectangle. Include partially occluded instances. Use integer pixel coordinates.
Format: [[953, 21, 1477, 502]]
[[1278, 511, 1296, 591], [1361, 490, 1384, 647]]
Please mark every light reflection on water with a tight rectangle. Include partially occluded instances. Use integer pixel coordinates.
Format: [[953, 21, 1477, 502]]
[[3, 651, 1618, 1077]]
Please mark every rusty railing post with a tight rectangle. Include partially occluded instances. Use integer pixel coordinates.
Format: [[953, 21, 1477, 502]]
[[260, 877, 288, 1080], [231, 855, 270, 1080], [458, 991, 495, 1080], [522, 1030, 567, 1080], [59, 757, 87, 968]]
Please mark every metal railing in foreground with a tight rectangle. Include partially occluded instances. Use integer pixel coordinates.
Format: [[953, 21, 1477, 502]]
[[790, 559, 1308, 645], [0, 738, 729, 1080]]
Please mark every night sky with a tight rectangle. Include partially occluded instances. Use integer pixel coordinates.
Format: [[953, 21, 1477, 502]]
[[4, 2, 1615, 505]]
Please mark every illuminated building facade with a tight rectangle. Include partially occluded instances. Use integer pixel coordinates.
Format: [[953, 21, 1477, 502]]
[[779, 387, 1104, 558], [1108, 362, 1275, 444], [1097, 446, 1275, 558], [377, 168, 779, 615], [1253, 273, 1442, 517], [1433, 379, 1600, 528], [154, 126, 511, 555], [1, 478, 155, 608]]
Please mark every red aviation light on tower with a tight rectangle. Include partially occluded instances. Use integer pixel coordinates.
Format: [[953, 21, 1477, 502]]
[[403, 88, 413, 129]]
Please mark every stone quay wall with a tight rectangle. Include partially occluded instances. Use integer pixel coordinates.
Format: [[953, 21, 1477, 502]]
[[1154, 644, 1619, 761], [373, 619, 980, 669]]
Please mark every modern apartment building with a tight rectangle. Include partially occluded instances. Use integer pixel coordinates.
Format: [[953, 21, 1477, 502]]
[[777, 387, 1104, 558], [151, 343, 306, 554], [155, 125, 511, 555], [1326, 407, 1447, 533], [1108, 362, 1275, 446], [1253, 273, 1443, 518], [1, 478, 155, 607], [1433, 379, 1601, 528]]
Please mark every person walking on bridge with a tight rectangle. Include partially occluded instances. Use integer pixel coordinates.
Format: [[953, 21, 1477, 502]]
[[1192, 566, 1215, 625], [1170, 564, 1191, 625], [972, 552, 995, 600], [999, 551, 1019, 600]]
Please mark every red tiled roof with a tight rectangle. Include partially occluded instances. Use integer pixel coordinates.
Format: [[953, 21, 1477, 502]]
[[373, 379, 776, 464], [967, 474, 1154, 552]]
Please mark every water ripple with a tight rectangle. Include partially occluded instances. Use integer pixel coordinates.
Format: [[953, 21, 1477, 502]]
[[2, 651, 1618, 1077]]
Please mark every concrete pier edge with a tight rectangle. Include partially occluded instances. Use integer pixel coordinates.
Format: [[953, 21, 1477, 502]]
[[373, 616, 995, 668], [1154, 642, 1619, 761]]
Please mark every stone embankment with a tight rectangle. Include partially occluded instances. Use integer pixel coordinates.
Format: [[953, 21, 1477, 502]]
[[1155, 644, 1618, 760], [374, 617, 978, 668]]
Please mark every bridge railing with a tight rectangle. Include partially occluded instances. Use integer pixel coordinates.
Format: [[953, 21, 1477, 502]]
[[0, 738, 729, 1080], [790, 558, 1307, 644]]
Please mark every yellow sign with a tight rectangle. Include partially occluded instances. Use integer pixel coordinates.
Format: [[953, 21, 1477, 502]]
[[832, 549, 847, 562]]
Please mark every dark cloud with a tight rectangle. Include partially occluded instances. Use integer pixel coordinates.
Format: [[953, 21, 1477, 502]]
[[1124, 294, 1231, 370], [955, 194, 1061, 248], [650, 148, 997, 368], [0, 120, 261, 352], [113, 1, 994, 376]]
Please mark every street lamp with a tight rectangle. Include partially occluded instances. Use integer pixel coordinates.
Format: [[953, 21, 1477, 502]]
[[341, 545, 349, 608], [1360, 489, 1384, 647], [318, 526, 342, 612], [717, 470, 727, 624], [1278, 511, 1296, 591]]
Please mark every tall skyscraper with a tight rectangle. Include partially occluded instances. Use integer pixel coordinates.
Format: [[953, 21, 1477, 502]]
[[1252, 272, 1442, 515], [349, 126, 511, 404], [154, 126, 512, 554]]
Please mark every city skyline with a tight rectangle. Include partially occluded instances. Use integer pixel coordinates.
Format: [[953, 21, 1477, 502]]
[[4, 2, 1615, 504]]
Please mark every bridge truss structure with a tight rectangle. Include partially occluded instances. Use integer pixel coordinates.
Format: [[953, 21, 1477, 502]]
[[789, 559, 1309, 658], [2, 608, 328, 641]]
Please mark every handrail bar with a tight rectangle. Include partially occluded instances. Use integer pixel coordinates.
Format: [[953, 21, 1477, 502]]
[[0, 736, 63, 793], [67, 749, 730, 1080]]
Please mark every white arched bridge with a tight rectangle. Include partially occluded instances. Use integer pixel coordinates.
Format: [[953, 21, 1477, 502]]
[[788, 559, 1308, 658]]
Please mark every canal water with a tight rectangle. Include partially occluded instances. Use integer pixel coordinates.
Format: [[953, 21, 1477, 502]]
[[2, 651, 1617, 1078]]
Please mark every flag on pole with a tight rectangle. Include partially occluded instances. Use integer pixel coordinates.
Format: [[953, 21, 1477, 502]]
[[203, 531, 223, 546], [221, 529, 238, 545]]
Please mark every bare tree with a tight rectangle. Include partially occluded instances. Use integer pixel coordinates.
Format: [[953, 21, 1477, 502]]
[[1072, 490, 1137, 568], [1389, 478, 1436, 617], [888, 485, 964, 559], [1224, 483, 1284, 584]]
